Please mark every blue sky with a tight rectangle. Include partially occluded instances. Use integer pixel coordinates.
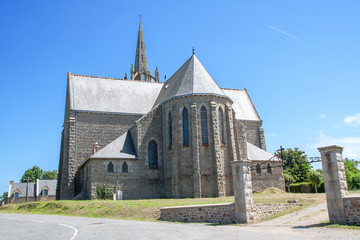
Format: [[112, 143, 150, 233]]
[[1, 1, 359, 195]]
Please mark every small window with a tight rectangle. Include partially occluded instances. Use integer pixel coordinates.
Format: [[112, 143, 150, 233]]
[[14, 192, 20, 200], [107, 162, 114, 173], [256, 164, 261, 175], [218, 107, 225, 145], [267, 164, 272, 174], [148, 140, 158, 169], [43, 189, 49, 196], [183, 107, 189, 146], [168, 112, 172, 149], [122, 162, 128, 173], [142, 54, 143, 62], [141, 41, 143, 49], [201, 106, 208, 144]]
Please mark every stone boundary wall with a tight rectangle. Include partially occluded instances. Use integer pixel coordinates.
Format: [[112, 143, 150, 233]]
[[253, 203, 300, 221], [343, 196, 360, 226], [161, 203, 235, 224], [160, 202, 300, 223]]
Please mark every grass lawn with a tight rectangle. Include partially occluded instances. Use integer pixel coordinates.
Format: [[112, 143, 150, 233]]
[[0, 191, 328, 221]]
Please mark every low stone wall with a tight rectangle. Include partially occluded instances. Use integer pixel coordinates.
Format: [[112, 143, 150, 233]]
[[161, 203, 235, 224], [160, 202, 300, 223], [253, 202, 300, 221], [343, 196, 360, 226]]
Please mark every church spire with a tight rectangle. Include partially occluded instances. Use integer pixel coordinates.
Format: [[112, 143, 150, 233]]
[[134, 19, 148, 80]]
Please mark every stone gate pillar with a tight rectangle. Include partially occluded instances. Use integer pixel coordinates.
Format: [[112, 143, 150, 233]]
[[318, 145, 348, 224], [231, 160, 254, 223]]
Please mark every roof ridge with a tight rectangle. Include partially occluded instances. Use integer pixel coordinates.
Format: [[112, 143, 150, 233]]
[[69, 73, 163, 84]]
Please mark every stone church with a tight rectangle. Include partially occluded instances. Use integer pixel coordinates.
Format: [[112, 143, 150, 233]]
[[57, 21, 284, 200]]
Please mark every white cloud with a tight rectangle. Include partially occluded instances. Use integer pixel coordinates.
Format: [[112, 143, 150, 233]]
[[309, 131, 360, 159], [344, 113, 360, 127], [318, 113, 326, 119]]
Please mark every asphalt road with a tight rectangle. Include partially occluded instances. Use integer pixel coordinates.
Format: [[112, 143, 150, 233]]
[[0, 205, 359, 240]]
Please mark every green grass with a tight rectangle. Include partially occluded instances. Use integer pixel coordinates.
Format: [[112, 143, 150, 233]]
[[0, 192, 329, 222]]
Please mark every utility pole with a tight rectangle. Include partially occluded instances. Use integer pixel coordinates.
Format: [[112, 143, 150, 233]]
[[25, 177, 31, 202]]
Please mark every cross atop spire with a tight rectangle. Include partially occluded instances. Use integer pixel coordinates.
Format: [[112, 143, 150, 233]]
[[139, 14, 142, 22]]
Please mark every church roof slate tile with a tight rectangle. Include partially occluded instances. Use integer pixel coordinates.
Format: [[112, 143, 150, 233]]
[[89, 131, 137, 160], [153, 54, 228, 107], [68, 69, 261, 121], [247, 142, 280, 161], [69, 73, 163, 114]]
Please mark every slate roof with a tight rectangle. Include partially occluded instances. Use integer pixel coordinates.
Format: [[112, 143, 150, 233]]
[[69, 74, 163, 114], [68, 68, 261, 121], [37, 180, 57, 196], [153, 54, 228, 106], [222, 89, 260, 121], [89, 131, 137, 160], [10, 182, 36, 197], [246, 142, 280, 161], [9, 180, 57, 198]]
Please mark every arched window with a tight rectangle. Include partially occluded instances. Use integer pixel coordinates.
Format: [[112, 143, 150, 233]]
[[14, 192, 20, 200], [267, 164, 272, 174], [122, 162, 128, 173], [168, 112, 172, 149], [43, 189, 49, 196], [201, 106, 208, 144], [256, 164, 261, 175], [107, 162, 114, 173], [183, 107, 189, 146], [148, 140, 158, 169], [218, 107, 225, 145]]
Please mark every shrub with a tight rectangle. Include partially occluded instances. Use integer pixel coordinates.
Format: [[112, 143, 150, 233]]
[[96, 184, 113, 200]]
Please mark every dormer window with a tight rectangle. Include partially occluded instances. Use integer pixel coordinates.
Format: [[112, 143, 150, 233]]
[[14, 192, 20, 200]]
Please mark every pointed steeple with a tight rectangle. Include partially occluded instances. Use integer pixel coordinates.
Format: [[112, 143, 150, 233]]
[[134, 20, 148, 80], [153, 54, 227, 107]]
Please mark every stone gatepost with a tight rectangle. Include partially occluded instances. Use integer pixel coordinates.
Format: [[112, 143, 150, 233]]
[[318, 145, 348, 224], [231, 160, 254, 223]]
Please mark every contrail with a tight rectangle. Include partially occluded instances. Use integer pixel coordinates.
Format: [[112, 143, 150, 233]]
[[269, 26, 301, 41]]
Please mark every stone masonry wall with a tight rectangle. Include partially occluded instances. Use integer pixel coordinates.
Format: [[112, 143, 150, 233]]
[[161, 95, 236, 198], [60, 111, 141, 199], [251, 161, 285, 192], [343, 196, 360, 226], [240, 120, 265, 151], [160, 202, 300, 223], [84, 159, 161, 199]]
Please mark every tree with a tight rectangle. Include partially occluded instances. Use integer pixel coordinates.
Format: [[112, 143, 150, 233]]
[[41, 170, 58, 180], [308, 169, 323, 193], [20, 166, 42, 182], [20, 166, 58, 182], [344, 158, 360, 190], [283, 170, 295, 192], [1, 192, 8, 200], [274, 147, 311, 183]]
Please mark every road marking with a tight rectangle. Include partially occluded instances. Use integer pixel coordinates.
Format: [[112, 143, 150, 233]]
[[59, 223, 78, 240]]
